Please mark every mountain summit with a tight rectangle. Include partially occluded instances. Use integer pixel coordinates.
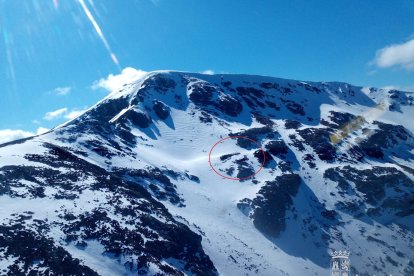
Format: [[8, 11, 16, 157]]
[[0, 71, 413, 275]]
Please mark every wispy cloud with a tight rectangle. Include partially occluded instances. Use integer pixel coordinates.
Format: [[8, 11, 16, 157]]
[[373, 38, 414, 70], [51, 86, 72, 96], [43, 107, 68, 121], [64, 109, 88, 120], [43, 107, 88, 121], [92, 67, 147, 93]]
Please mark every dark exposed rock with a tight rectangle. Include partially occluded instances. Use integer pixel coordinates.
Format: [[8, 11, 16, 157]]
[[324, 166, 414, 217], [320, 111, 362, 129], [347, 146, 365, 161], [241, 96, 257, 109], [360, 146, 384, 159], [281, 99, 305, 116], [142, 74, 176, 93], [188, 174, 200, 183], [62, 207, 216, 275], [265, 140, 289, 157], [288, 134, 305, 151], [215, 94, 243, 117], [89, 97, 129, 123], [82, 139, 116, 158], [303, 153, 316, 168], [226, 167, 235, 176], [359, 121, 412, 159], [239, 174, 301, 237], [321, 210, 337, 220], [252, 112, 274, 126], [253, 149, 273, 167], [387, 90, 414, 108], [153, 100, 170, 120], [220, 153, 240, 161], [265, 100, 280, 111], [260, 82, 278, 89], [231, 127, 273, 148], [250, 96, 266, 108], [116, 127, 137, 145], [235, 156, 255, 179], [298, 128, 336, 161], [0, 223, 99, 275], [297, 82, 322, 93], [284, 120, 301, 129], [303, 153, 315, 161], [278, 160, 292, 172], [123, 109, 152, 128], [199, 111, 213, 123], [0, 164, 81, 200], [113, 167, 184, 206], [236, 87, 265, 98], [279, 86, 293, 95], [189, 82, 216, 105]]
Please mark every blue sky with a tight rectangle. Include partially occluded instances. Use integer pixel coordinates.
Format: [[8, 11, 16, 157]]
[[1, 0, 414, 142]]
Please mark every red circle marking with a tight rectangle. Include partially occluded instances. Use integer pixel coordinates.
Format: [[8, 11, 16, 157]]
[[208, 136, 266, 180]]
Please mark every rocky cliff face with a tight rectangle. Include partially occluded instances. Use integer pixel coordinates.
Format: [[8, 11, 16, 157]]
[[0, 71, 413, 275]]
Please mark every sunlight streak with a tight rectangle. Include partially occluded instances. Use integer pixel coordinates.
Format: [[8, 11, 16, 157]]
[[78, 0, 120, 70]]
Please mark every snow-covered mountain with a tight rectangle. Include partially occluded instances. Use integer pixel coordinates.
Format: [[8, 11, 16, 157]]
[[0, 71, 413, 275]]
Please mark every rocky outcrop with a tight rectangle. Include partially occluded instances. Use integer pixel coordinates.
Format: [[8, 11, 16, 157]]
[[215, 94, 243, 117], [238, 174, 302, 237], [153, 100, 170, 120]]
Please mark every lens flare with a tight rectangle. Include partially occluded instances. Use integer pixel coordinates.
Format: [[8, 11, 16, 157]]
[[77, 0, 120, 70], [2, 26, 15, 81]]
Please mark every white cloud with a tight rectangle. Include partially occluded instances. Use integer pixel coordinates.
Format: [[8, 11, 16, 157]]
[[43, 107, 88, 121], [201, 69, 215, 75], [51, 86, 71, 96], [43, 107, 68, 121], [92, 67, 147, 92], [64, 109, 88, 120], [36, 127, 50, 135], [0, 126, 51, 144], [0, 129, 33, 144], [374, 38, 414, 70]]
